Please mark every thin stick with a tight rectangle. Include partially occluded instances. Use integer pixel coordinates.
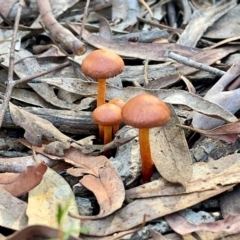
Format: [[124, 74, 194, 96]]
[[166, 51, 225, 77], [79, 0, 90, 40], [138, 0, 154, 18], [0, 0, 25, 127]]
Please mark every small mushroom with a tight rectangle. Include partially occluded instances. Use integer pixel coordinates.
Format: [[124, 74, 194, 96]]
[[92, 103, 122, 146], [109, 98, 125, 136], [81, 50, 124, 107], [82, 49, 124, 141], [122, 94, 170, 183]]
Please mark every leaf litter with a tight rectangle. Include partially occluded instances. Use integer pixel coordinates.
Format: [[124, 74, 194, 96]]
[[2, 0, 240, 239]]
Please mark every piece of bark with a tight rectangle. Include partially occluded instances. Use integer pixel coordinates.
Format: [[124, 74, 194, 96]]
[[2, 105, 97, 135]]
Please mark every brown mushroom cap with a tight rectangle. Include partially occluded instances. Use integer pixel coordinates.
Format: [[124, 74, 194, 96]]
[[92, 103, 122, 126], [109, 98, 125, 109], [81, 49, 124, 79], [122, 94, 170, 128]]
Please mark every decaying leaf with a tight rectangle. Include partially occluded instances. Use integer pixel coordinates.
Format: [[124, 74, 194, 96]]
[[65, 148, 125, 219], [0, 188, 27, 230], [0, 162, 47, 197], [80, 185, 232, 237], [165, 212, 240, 236], [150, 104, 192, 186], [27, 167, 81, 237], [126, 153, 240, 200], [5, 225, 81, 240], [40, 78, 237, 124], [9, 102, 71, 146], [178, 121, 240, 143]]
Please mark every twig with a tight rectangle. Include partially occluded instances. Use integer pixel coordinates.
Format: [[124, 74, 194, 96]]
[[166, 51, 225, 76], [138, 0, 154, 18], [37, 0, 86, 55], [0, 0, 25, 127], [79, 0, 90, 40]]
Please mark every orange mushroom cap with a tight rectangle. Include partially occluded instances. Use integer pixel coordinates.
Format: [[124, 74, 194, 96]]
[[81, 49, 124, 79], [109, 98, 125, 109], [122, 94, 170, 128], [92, 103, 122, 126]]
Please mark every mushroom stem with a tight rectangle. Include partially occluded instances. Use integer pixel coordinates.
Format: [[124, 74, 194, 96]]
[[139, 128, 154, 183], [104, 126, 112, 145], [97, 79, 106, 141], [97, 78, 106, 107], [112, 125, 119, 137]]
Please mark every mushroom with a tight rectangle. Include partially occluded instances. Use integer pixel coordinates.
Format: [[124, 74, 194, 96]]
[[122, 94, 170, 183], [82, 49, 124, 141], [92, 103, 122, 146], [81, 50, 124, 107], [109, 98, 125, 136]]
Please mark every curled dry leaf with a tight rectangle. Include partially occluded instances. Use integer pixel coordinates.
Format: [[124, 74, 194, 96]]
[[65, 148, 125, 219], [9, 102, 71, 146], [0, 162, 47, 197], [178, 121, 240, 143], [150, 104, 192, 187], [165, 212, 240, 236]]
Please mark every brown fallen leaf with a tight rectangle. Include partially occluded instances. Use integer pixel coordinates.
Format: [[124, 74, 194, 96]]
[[5, 225, 81, 240], [220, 185, 240, 218], [150, 104, 192, 187], [126, 153, 240, 200], [177, 121, 240, 143], [68, 23, 202, 61], [165, 212, 240, 236], [65, 148, 125, 219], [80, 153, 240, 236], [80, 185, 232, 236], [0, 162, 47, 197], [41, 78, 237, 124], [27, 167, 81, 236], [9, 102, 71, 146], [20, 140, 125, 220], [0, 188, 27, 230]]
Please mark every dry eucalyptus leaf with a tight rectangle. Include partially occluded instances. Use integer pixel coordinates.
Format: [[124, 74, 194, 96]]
[[0, 85, 52, 108], [0, 188, 27, 230], [40, 78, 237, 123], [65, 148, 125, 219], [165, 212, 240, 236], [205, 4, 240, 39], [5, 225, 80, 240], [43, 140, 71, 156], [164, 91, 237, 123], [178, 121, 240, 143], [177, 1, 236, 47], [150, 104, 192, 187], [9, 102, 71, 146], [28, 82, 78, 110], [126, 153, 240, 200], [68, 23, 202, 61], [27, 167, 81, 237], [220, 185, 240, 218], [80, 185, 232, 236], [0, 162, 47, 197]]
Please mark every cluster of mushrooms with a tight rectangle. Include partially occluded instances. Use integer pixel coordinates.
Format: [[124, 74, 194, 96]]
[[81, 49, 170, 183]]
